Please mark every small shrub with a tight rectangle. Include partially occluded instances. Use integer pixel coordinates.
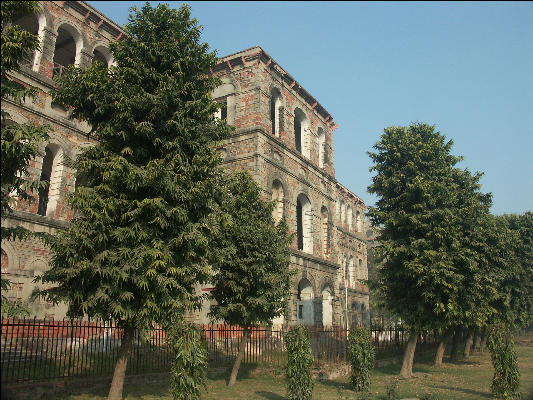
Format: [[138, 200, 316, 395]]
[[168, 321, 207, 400], [286, 325, 313, 400], [487, 322, 520, 400], [347, 327, 375, 392], [382, 379, 399, 400]]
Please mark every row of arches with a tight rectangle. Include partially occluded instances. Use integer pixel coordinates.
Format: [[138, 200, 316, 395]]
[[338, 199, 363, 232], [13, 5, 113, 78], [270, 88, 327, 169], [341, 255, 365, 287], [271, 179, 331, 258], [297, 278, 334, 327]]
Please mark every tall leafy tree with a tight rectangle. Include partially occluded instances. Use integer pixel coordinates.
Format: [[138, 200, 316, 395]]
[[367, 123, 470, 378], [35, 4, 229, 399], [209, 170, 293, 387], [502, 212, 533, 330], [433, 167, 494, 366], [1, 1, 48, 315]]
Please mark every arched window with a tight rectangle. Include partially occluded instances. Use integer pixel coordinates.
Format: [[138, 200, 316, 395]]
[[13, 14, 39, 69], [318, 127, 325, 168], [294, 108, 310, 159], [340, 200, 345, 226], [296, 193, 313, 254], [212, 81, 235, 125], [321, 206, 329, 257], [348, 256, 355, 286], [53, 26, 78, 77], [37, 144, 64, 217], [347, 205, 353, 231], [271, 180, 284, 224], [270, 88, 282, 137], [343, 256, 349, 284], [359, 258, 366, 280], [297, 278, 314, 325], [356, 210, 362, 232], [322, 287, 333, 327], [92, 46, 112, 67]]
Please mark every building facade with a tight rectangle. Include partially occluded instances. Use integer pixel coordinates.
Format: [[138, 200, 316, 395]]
[[2, 1, 369, 328]]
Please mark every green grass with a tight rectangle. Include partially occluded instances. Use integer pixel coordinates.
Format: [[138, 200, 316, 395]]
[[4, 344, 533, 400]]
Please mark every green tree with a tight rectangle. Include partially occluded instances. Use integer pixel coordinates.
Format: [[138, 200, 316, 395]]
[[487, 321, 520, 400], [348, 326, 375, 392], [433, 168, 494, 366], [34, 4, 229, 399], [168, 320, 208, 400], [286, 325, 314, 400], [1, 1, 48, 316], [367, 123, 472, 378], [208, 170, 293, 386], [502, 212, 533, 330]]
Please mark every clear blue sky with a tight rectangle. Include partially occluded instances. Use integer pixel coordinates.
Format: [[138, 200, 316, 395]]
[[89, 1, 533, 215]]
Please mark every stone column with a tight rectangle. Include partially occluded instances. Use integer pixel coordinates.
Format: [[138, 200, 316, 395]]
[[38, 27, 57, 79], [78, 48, 93, 69]]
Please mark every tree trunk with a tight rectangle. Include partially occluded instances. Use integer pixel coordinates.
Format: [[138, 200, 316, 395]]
[[434, 329, 452, 367], [450, 328, 461, 362], [463, 328, 474, 357], [479, 328, 487, 353], [227, 327, 251, 387], [400, 330, 418, 378], [108, 326, 135, 400], [473, 330, 482, 353]]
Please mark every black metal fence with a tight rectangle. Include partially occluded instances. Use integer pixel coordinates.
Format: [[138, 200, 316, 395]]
[[1, 317, 439, 384]]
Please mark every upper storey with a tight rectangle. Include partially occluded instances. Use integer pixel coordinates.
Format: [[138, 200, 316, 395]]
[[211, 46, 338, 179], [12, 1, 124, 83]]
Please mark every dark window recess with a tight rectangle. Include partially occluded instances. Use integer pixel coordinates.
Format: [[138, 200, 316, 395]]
[[298, 305, 303, 319], [37, 148, 53, 216], [75, 171, 88, 191], [297, 199, 303, 250], [220, 103, 227, 121], [270, 97, 276, 135], [295, 118, 302, 153]]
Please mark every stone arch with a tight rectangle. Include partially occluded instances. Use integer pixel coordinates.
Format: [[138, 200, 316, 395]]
[[318, 127, 325, 168], [348, 256, 355, 286], [356, 209, 363, 232], [52, 21, 85, 74], [0, 241, 20, 271], [294, 107, 310, 159], [358, 258, 366, 280], [347, 205, 353, 231], [320, 205, 330, 258], [270, 86, 283, 137], [212, 77, 236, 125], [37, 142, 65, 217], [297, 277, 314, 325], [12, 12, 39, 70], [26, 256, 49, 273], [92, 43, 113, 67], [296, 193, 313, 254], [321, 285, 333, 327], [271, 179, 285, 224]]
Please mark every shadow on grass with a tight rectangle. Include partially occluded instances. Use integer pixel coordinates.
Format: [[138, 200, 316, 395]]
[[255, 391, 285, 400], [315, 379, 352, 391], [429, 384, 493, 399]]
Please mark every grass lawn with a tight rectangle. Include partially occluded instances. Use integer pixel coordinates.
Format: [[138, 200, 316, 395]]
[[6, 344, 533, 400]]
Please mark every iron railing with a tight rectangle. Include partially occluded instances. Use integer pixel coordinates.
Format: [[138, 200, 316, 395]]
[[1, 317, 439, 383]]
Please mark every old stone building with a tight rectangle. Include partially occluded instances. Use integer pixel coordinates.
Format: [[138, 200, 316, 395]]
[[2, 1, 369, 328]]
